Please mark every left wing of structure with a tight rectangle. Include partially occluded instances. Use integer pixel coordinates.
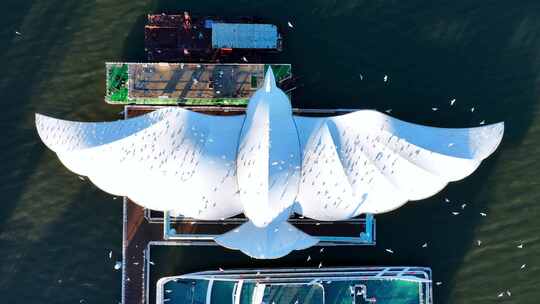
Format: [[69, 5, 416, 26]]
[[36, 107, 245, 219], [293, 110, 504, 220]]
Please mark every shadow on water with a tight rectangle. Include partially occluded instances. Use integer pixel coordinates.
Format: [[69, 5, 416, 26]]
[[0, 0, 85, 233], [122, 1, 540, 303], [122, 14, 147, 62], [0, 1, 122, 302], [0, 184, 121, 303]]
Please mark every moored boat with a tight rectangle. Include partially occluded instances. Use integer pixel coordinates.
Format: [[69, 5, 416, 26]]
[[156, 267, 433, 304], [145, 13, 283, 62]]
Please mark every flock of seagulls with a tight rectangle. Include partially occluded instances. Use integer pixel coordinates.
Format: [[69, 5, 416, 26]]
[[67, 74, 509, 301], [80, 78, 508, 300], [356, 76, 485, 122], [299, 225, 526, 299], [287, 187, 527, 300], [377, 196, 529, 298], [45, 17, 515, 301], [377, 78, 483, 121]]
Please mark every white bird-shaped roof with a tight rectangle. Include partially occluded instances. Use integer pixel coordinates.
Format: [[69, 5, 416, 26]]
[[35, 68, 504, 259]]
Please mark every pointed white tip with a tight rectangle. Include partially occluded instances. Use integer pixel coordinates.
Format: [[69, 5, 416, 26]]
[[264, 67, 276, 92]]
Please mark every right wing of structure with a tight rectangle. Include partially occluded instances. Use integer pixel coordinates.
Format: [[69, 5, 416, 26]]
[[293, 110, 504, 220], [36, 107, 245, 219]]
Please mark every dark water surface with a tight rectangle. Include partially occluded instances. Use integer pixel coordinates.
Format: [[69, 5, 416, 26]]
[[1, 0, 539, 303]]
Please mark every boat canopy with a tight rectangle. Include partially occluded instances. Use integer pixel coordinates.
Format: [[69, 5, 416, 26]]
[[211, 23, 279, 49]]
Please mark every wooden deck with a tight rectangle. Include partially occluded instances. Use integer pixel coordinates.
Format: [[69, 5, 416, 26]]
[[165, 217, 366, 237], [123, 200, 160, 304]]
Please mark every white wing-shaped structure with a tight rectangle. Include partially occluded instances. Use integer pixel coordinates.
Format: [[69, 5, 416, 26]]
[[36, 68, 504, 259], [36, 107, 245, 220], [293, 112, 504, 220]]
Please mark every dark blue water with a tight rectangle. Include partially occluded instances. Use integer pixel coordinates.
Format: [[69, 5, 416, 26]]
[[1, 0, 539, 303]]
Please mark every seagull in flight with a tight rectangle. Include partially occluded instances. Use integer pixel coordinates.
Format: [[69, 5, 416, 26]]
[[35, 68, 504, 259]]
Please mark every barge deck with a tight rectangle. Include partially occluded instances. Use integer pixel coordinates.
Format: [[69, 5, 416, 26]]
[[106, 63, 293, 105]]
